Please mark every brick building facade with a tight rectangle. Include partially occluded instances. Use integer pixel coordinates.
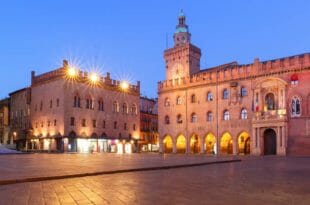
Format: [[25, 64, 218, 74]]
[[0, 98, 10, 144], [158, 13, 310, 156], [12, 60, 140, 153]]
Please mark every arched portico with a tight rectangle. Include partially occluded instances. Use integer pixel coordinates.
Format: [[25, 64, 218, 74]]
[[176, 134, 186, 153], [238, 132, 250, 155], [163, 135, 173, 153], [205, 133, 216, 154], [220, 132, 233, 154], [190, 134, 200, 153]]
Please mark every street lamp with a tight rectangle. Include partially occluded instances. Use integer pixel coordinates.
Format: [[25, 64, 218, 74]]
[[120, 81, 129, 90]]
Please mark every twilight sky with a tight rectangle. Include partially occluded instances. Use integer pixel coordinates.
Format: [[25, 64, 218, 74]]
[[0, 0, 309, 98]]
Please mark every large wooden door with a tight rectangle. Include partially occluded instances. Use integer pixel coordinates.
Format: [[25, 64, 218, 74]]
[[264, 129, 276, 155]]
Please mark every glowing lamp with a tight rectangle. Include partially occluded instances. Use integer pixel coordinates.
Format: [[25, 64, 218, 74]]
[[67, 67, 77, 78], [120, 81, 129, 90], [90, 73, 99, 83]]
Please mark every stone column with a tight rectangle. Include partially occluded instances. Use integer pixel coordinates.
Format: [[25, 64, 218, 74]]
[[159, 140, 163, 153], [282, 125, 286, 148], [200, 138, 205, 154], [233, 137, 238, 155], [172, 142, 177, 154], [277, 126, 281, 155], [257, 128, 261, 155], [186, 137, 190, 154]]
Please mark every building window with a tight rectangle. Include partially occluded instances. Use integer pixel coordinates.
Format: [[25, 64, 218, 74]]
[[74, 95, 81, 108], [93, 120, 97, 128], [124, 123, 127, 130], [191, 113, 197, 123], [176, 96, 182, 105], [123, 103, 128, 114], [223, 89, 229, 99], [41, 122, 44, 127], [56, 99, 60, 107], [191, 94, 197, 103], [241, 108, 247, 119], [133, 124, 136, 131], [86, 97, 93, 109], [47, 120, 50, 127], [207, 111, 213, 122], [291, 97, 301, 116], [165, 115, 170, 124], [82, 119, 86, 127], [54, 119, 57, 126], [113, 101, 119, 113], [49, 100, 53, 108], [177, 114, 182, 124], [164, 98, 170, 107], [265, 93, 275, 110], [40, 101, 43, 111], [70, 117, 75, 126], [114, 121, 117, 129], [223, 110, 230, 120], [35, 122, 38, 128], [98, 99, 104, 111], [241, 87, 247, 97], [131, 104, 137, 115], [103, 120, 106, 128], [207, 92, 213, 101]]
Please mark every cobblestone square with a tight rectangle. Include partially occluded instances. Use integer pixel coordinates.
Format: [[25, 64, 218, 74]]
[[0, 154, 309, 205]]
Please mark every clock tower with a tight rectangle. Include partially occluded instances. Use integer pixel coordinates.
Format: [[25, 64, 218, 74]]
[[164, 11, 201, 80]]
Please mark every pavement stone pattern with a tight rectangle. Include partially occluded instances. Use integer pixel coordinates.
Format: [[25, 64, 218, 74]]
[[0, 153, 237, 182], [0, 155, 309, 205]]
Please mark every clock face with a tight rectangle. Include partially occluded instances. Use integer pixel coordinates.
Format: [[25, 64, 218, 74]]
[[172, 63, 184, 79]]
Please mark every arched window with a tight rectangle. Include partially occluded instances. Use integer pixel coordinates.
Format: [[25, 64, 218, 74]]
[[177, 114, 182, 124], [223, 110, 230, 120], [207, 111, 213, 122], [86, 96, 93, 109], [73, 93, 81, 108], [223, 89, 229, 99], [113, 101, 119, 113], [241, 108, 247, 119], [265, 93, 275, 110], [98, 98, 104, 111], [291, 97, 301, 116], [191, 113, 197, 123], [207, 92, 213, 101], [241, 87, 247, 97], [176, 96, 182, 105], [165, 115, 170, 124], [191, 94, 196, 103], [131, 104, 137, 115], [122, 103, 128, 114], [164, 98, 170, 107]]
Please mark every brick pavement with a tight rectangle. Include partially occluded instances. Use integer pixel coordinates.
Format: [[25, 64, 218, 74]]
[[0, 156, 309, 205], [0, 153, 238, 183]]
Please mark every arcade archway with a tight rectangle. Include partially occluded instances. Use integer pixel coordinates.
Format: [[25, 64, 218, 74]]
[[176, 134, 186, 153], [238, 132, 250, 155], [163, 135, 173, 153], [205, 133, 216, 154], [220, 132, 233, 154], [190, 134, 200, 153]]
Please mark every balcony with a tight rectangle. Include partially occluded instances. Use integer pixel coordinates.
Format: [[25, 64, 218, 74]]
[[252, 109, 287, 122]]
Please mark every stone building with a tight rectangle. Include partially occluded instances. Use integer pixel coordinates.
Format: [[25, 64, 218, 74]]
[[158, 12, 310, 156], [13, 60, 140, 153], [9, 88, 31, 150], [0, 98, 10, 144], [139, 97, 159, 151]]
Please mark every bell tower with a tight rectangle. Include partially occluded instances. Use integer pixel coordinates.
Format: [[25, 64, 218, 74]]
[[164, 11, 201, 80]]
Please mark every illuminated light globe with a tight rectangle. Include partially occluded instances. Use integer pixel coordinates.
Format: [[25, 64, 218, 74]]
[[90, 73, 99, 83], [67, 67, 77, 78], [120, 81, 129, 90]]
